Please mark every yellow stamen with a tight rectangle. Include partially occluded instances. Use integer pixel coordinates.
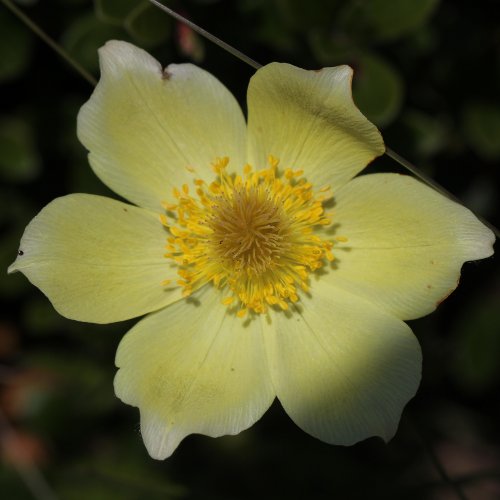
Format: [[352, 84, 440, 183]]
[[159, 214, 169, 226], [237, 308, 248, 318], [161, 156, 342, 316]]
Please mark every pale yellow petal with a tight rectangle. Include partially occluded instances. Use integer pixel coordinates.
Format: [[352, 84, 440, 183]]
[[263, 280, 421, 445], [8, 194, 180, 323], [114, 286, 275, 460], [77, 40, 246, 211], [246, 63, 385, 189], [324, 173, 495, 320]]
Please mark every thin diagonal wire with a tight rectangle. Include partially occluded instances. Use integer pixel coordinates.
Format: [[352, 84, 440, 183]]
[[148, 0, 261, 70], [1, 0, 97, 86], [386, 147, 500, 238], [148, 0, 500, 239]]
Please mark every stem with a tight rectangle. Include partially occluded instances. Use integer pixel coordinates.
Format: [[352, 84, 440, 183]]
[[1, 0, 97, 86]]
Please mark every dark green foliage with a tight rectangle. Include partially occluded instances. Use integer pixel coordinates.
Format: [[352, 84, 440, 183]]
[[0, 1, 498, 499]]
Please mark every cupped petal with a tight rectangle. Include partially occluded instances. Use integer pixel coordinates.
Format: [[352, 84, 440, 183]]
[[77, 40, 246, 211], [246, 63, 385, 189], [114, 286, 275, 460], [8, 194, 180, 323], [263, 280, 421, 445], [323, 173, 495, 320]]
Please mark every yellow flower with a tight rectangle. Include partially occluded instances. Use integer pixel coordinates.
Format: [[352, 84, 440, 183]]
[[8, 41, 494, 460]]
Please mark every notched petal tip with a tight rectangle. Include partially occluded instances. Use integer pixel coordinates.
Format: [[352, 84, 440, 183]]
[[95, 39, 163, 80], [7, 256, 21, 274], [9, 194, 179, 324], [140, 412, 186, 460], [78, 40, 246, 211], [267, 282, 422, 449], [113, 290, 274, 460], [8, 237, 33, 276], [247, 61, 385, 190], [326, 173, 496, 321], [477, 224, 496, 258]]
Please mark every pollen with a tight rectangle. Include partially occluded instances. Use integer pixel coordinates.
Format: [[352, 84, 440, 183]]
[[161, 156, 340, 316]]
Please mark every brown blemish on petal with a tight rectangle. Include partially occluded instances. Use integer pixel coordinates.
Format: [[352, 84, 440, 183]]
[[435, 279, 460, 307], [162, 69, 172, 80], [436, 291, 452, 307]]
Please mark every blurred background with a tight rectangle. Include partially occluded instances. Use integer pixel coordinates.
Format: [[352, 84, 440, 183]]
[[0, 0, 499, 498]]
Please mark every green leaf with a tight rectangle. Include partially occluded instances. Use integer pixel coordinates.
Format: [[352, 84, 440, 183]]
[[23, 298, 66, 335], [94, 0, 139, 25], [368, 0, 439, 41], [339, 0, 439, 42], [0, 116, 41, 182], [352, 53, 404, 127], [462, 102, 500, 160], [401, 110, 448, 157], [308, 30, 356, 66], [61, 14, 125, 73], [125, 2, 171, 47], [0, 9, 33, 82], [452, 297, 500, 392], [0, 187, 35, 226], [28, 351, 116, 418], [56, 448, 187, 500]]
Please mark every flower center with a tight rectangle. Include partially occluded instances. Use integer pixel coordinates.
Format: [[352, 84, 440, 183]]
[[210, 176, 291, 275], [161, 156, 343, 317]]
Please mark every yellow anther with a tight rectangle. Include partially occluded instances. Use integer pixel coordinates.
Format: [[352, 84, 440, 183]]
[[212, 156, 230, 173], [209, 183, 221, 194], [161, 155, 344, 318], [278, 300, 288, 310], [236, 308, 248, 318], [161, 201, 177, 211], [268, 155, 279, 169]]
